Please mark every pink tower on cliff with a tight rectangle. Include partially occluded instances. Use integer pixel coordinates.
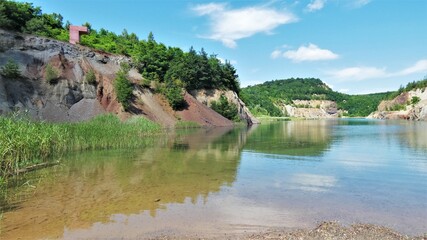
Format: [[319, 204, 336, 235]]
[[69, 26, 89, 44]]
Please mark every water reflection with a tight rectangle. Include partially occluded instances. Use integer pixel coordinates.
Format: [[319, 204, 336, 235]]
[[0, 127, 248, 239], [1, 120, 427, 239], [244, 120, 334, 156]]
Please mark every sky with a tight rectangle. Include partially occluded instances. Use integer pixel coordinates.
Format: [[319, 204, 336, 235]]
[[21, 0, 427, 94]]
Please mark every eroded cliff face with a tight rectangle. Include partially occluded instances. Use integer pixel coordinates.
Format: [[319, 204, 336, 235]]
[[190, 89, 260, 125], [277, 100, 343, 119], [0, 29, 132, 121], [368, 88, 427, 121], [0, 29, 239, 127]]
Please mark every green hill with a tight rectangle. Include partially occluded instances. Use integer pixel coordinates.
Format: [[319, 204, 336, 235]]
[[240, 78, 393, 117]]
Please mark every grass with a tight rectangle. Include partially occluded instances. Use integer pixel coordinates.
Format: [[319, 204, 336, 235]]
[[0, 114, 161, 179], [174, 121, 201, 129], [256, 116, 292, 123]]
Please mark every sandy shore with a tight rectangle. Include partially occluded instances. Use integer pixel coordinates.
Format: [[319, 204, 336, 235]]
[[147, 222, 426, 240]]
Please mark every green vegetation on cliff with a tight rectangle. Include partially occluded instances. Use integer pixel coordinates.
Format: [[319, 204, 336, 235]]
[[240, 78, 392, 117], [210, 95, 240, 121], [387, 77, 427, 100]]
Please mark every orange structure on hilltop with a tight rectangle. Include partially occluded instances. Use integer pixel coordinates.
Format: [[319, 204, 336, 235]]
[[69, 25, 89, 44]]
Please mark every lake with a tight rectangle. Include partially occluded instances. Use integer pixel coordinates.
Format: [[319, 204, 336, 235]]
[[1, 119, 426, 239]]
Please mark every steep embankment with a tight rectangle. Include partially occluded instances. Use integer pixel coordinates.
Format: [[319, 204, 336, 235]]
[[190, 89, 259, 125], [0, 29, 250, 127], [368, 88, 427, 121]]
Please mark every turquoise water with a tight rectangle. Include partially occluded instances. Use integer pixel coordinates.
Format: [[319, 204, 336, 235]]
[[1, 119, 426, 239]]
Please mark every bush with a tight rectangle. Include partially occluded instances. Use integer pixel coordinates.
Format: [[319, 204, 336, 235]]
[[0, 59, 21, 79], [85, 69, 96, 85], [114, 67, 133, 110], [163, 79, 186, 110], [388, 104, 406, 111], [45, 63, 59, 84], [211, 95, 240, 121], [411, 96, 421, 105]]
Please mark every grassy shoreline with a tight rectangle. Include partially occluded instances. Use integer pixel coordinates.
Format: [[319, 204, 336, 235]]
[[0, 114, 162, 181]]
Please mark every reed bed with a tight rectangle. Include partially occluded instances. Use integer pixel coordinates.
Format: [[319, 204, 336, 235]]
[[0, 114, 161, 178], [174, 120, 201, 129]]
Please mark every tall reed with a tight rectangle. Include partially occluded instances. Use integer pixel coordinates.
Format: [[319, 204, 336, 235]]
[[0, 114, 161, 178]]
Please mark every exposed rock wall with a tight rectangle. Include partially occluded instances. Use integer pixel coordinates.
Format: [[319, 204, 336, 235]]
[[279, 100, 343, 119], [0, 29, 130, 121], [190, 89, 260, 125], [368, 88, 427, 121]]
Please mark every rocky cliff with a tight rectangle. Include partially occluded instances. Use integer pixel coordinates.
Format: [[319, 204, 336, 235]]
[[277, 100, 343, 119], [0, 29, 253, 127], [368, 88, 427, 121]]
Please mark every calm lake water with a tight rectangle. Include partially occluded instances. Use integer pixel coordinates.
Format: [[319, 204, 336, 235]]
[[1, 119, 426, 239]]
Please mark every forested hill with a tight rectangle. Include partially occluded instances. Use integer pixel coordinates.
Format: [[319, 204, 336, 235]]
[[240, 78, 393, 117], [0, 0, 240, 96]]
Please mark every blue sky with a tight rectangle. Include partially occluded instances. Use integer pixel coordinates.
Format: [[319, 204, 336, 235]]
[[23, 0, 427, 94]]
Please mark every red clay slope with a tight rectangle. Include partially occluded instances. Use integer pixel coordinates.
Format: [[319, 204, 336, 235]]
[[176, 92, 233, 127]]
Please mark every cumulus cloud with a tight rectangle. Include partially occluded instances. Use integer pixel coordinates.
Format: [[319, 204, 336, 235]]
[[327, 59, 427, 81], [192, 3, 297, 48], [273, 43, 338, 62], [306, 0, 326, 12]]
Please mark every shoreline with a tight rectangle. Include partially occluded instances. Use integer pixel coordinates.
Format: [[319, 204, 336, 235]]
[[145, 222, 426, 240]]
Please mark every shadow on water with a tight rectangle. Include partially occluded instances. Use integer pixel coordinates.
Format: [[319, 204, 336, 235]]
[[0, 126, 249, 239]]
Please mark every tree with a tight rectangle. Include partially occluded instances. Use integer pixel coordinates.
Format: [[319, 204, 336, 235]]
[[163, 79, 186, 110], [0, 1, 40, 31], [0, 59, 20, 79], [114, 65, 133, 110], [221, 61, 240, 94], [210, 95, 239, 121]]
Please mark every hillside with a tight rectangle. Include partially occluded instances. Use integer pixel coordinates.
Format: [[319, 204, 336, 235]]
[[368, 79, 427, 121], [0, 1, 258, 126], [0, 29, 258, 126], [240, 78, 392, 117]]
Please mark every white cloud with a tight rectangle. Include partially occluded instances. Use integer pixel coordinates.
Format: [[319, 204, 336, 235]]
[[327, 59, 427, 81], [192, 3, 297, 48], [328, 66, 387, 81], [396, 59, 427, 76], [306, 0, 326, 12], [192, 3, 226, 16], [353, 0, 371, 8], [270, 49, 282, 59], [282, 43, 339, 62], [339, 89, 350, 93]]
